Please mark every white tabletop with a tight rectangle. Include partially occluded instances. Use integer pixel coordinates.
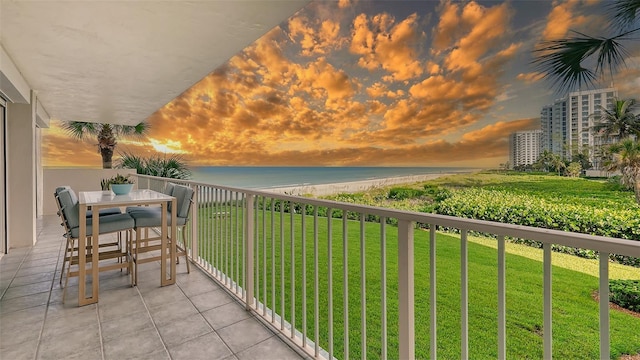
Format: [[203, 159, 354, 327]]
[[79, 189, 174, 206]]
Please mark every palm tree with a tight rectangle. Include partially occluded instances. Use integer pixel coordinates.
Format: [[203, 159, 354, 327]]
[[592, 98, 640, 141], [533, 0, 640, 92], [62, 122, 149, 168], [605, 138, 640, 203]]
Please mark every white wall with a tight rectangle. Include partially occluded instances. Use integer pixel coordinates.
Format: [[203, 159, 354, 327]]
[[7, 101, 36, 247], [43, 168, 138, 215]]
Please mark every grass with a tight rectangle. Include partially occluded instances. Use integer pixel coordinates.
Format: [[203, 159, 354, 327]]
[[195, 203, 640, 359]]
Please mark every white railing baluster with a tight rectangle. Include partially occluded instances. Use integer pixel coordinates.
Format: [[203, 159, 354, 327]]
[[398, 219, 415, 360], [280, 205, 285, 331], [208, 187, 213, 275], [328, 208, 334, 360], [360, 214, 366, 360], [235, 193, 240, 294], [380, 219, 387, 360], [498, 235, 506, 360], [253, 196, 264, 306], [543, 242, 552, 360], [290, 201, 295, 340], [263, 197, 267, 316], [430, 223, 437, 360], [314, 206, 320, 358], [599, 252, 610, 360], [302, 207, 307, 348], [245, 194, 255, 309], [461, 229, 468, 360], [271, 200, 276, 323], [226, 190, 230, 286], [343, 212, 349, 359], [241, 193, 246, 300], [191, 185, 199, 264]]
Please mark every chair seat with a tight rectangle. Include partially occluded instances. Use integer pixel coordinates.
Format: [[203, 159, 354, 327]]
[[69, 213, 135, 238], [127, 207, 187, 227], [87, 207, 122, 217]]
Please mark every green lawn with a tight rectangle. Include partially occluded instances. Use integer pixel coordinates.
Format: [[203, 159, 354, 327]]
[[195, 204, 640, 359]]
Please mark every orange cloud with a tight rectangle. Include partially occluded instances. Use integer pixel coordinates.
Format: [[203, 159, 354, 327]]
[[349, 12, 424, 81], [542, 0, 588, 40], [517, 72, 545, 84], [288, 16, 343, 56]]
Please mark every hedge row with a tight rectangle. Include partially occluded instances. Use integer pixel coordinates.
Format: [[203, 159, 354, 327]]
[[435, 188, 640, 267]]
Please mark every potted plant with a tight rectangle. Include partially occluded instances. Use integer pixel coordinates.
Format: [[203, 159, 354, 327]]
[[101, 174, 135, 195]]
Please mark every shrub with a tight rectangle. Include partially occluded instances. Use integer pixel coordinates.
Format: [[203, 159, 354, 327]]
[[435, 188, 640, 266], [610, 280, 640, 313], [388, 187, 425, 200], [117, 152, 191, 179]]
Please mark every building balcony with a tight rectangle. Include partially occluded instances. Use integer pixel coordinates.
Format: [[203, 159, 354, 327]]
[[0, 215, 305, 360], [3, 173, 640, 359]]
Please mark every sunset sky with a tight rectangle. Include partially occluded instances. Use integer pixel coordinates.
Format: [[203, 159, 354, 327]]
[[43, 0, 640, 168]]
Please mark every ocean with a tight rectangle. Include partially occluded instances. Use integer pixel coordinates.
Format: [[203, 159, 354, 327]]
[[189, 166, 471, 189]]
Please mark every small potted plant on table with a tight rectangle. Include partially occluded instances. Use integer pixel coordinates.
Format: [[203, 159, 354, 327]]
[[101, 174, 135, 195]]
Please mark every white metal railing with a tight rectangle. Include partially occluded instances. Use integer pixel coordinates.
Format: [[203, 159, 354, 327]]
[[135, 174, 640, 360]]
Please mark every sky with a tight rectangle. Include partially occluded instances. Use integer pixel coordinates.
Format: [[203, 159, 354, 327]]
[[42, 0, 640, 168]]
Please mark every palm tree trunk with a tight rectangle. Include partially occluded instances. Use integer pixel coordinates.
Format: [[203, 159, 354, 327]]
[[100, 146, 114, 169]]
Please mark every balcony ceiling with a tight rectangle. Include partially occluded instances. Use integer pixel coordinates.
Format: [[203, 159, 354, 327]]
[[0, 0, 309, 126]]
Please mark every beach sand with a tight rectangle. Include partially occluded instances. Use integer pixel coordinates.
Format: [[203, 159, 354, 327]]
[[261, 173, 455, 197]]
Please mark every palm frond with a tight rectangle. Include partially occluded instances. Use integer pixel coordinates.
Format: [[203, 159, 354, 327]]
[[533, 32, 601, 92], [533, 28, 640, 92], [61, 121, 100, 140], [112, 122, 149, 138], [608, 0, 640, 30]]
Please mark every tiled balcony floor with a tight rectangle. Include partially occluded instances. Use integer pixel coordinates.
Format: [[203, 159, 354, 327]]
[[0, 215, 306, 360]]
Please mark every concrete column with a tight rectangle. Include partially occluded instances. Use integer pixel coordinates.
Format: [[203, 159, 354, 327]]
[[6, 100, 36, 248]]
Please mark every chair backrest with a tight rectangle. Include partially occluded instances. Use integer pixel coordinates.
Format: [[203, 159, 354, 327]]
[[54, 188, 74, 238], [57, 189, 80, 229], [172, 184, 194, 220], [55, 185, 71, 196], [164, 182, 176, 196]]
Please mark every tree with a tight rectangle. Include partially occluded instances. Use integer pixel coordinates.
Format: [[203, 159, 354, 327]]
[[117, 152, 191, 179], [605, 139, 640, 203], [566, 162, 582, 177], [571, 151, 592, 170], [533, 0, 640, 92], [534, 150, 565, 173], [62, 122, 149, 168], [591, 98, 640, 141]]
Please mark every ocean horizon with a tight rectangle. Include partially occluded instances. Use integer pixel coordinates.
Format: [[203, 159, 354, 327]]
[[189, 166, 473, 189]]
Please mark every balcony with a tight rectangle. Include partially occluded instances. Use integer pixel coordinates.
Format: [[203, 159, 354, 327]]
[[0, 216, 305, 359], [3, 173, 640, 359]]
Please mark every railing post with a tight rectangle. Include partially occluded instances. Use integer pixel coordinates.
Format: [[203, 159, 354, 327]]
[[599, 252, 610, 360], [398, 219, 415, 360], [245, 194, 255, 310], [190, 185, 199, 264]]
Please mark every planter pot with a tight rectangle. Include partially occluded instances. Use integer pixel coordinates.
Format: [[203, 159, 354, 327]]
[[110, 183, 133, 195]]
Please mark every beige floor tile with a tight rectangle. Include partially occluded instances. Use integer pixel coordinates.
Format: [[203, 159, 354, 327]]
[[156, 312, 213, 348], [217, 318, 273, 353], [168, 332, 232, 360], [190, 289, 234, 313], [236, 336, 302, 360], [201, 301, 251, 330]]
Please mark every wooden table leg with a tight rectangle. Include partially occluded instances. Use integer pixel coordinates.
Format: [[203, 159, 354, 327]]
[[160, 201, 168, 286], [78, 205, 98, 306]]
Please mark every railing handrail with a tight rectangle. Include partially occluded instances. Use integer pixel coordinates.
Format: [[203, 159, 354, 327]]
[[134, 174, 640, 258]]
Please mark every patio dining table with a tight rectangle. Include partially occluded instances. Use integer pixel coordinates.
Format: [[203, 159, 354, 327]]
[[77, 189, 177, 306]]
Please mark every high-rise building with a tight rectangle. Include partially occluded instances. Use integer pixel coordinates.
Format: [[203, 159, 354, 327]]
[[509, 130, 542, 168], [540, 87, 617, 167]]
